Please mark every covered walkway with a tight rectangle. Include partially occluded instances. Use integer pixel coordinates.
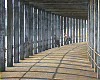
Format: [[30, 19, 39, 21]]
[[1, 42, 97, 80]]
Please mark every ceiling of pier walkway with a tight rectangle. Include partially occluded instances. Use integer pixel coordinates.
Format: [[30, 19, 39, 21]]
[[24, 0, 88, 19]]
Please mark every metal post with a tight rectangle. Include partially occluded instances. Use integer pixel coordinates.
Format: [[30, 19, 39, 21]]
[[25, 4, 29, 57], [7, 0, 13, 67], [61, 16, 63, 46], [14, 0, 19, 63], [73, 18, 75, 43], [79, 19, 81, 42], [82, 20, 83, 42], [94, 0, 98, 72], [76, 19, 78, 43], [29, 6, 33, 55], [0, 0, 5, 71], [34, 8, 37, 53], [20, 1, 24, 60]]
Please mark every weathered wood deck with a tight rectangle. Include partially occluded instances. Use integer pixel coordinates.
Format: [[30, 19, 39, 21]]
[[1, 42, 98, 80]]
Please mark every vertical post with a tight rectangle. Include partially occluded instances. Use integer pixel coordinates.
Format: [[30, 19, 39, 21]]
[[70, 18, 72, 43], [97, 0, 100, 78], [20, 1, 24, 60], [45, 12, 48, 50], [38, 9, 42, 52], [48, 13, 51, 49], [90, 0, 94, 68], [64, 17, 66, 45], [94, 0, 98, 72], [58, 16, 61, 46], [82, 20, 83, 42], [73, 18, 75, 43], [34, 8, 37, 53], [52, 14, 54, 48], [67, 17, 69, 44], [76, 19, 78, 43], [42, 10, 45, 51], [14, 0, 19, 63], [79, 19, 81, 42], [84, 20, 86, 41], [0, 0, 5, 71], [29, 6, 33, 55], [61, 16, 63, 46], [25, 4, 29, 57], [7, 0, 13, 67]]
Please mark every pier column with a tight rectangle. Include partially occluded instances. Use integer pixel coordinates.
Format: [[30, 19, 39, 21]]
[[67, 18, 69, 44], [48, 13, 51, 49], [94, 0, 98, 72], [90, 0, 94, 68], [38, 9, 42, 52], [97, 0, 100, 78], [20, 1, 24, 60], [70, 18, 72, 43], [45, 12, 48, 50], [25, 4, 29, 57], [73, 19, 75, 43], [7, 0, 13, 67], [64, 17, 66, 45], [84, 20, 86, 41], [34, 8, 38, 53], [0, 0, 5, 71], [29, 6, 33, 55], [52, 14, 55, 48], [61, 16, 63, 46], [58, 16, 61, 46], [76, 19, 78, 43], [14, 0, 19, 63]]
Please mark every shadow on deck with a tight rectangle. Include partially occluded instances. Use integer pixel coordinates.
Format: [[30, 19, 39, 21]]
[[1, 42, 98, 80]]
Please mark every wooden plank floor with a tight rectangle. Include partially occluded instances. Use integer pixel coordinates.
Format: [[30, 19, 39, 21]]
[[1, 42, 99, 80]]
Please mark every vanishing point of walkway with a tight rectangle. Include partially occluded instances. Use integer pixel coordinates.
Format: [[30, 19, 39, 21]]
[[1, 42, 98, 80]]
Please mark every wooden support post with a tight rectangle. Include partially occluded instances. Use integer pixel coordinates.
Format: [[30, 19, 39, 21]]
[[97, 0, 100, 78], [0, 0, 5, 71], [48, 13, 51, 49], [38, 9, 42, 52], [94, 0, 98, 72], [7, 0, 13, 67], [84, 20, 86, 41], [70, 18, 72, 43], [67, 17, 69, 44], [64, 17, 66, 45], [58, 16, 61, 46], [82, 20, 83, 42], [52, 14, 55, 48], [90, 0, 94, 68], [25, 4, 29, 57], [55, 15, 58, 47], [20, 1, 24, 60], [79, 19, 81, 42], [45, 12, 48, 50], [61, 16, 63, 46], [34, 8, 38, 53], [29, 6, 33, 55], [73, 18, 75, 43], [14, 0, 19, 63], [76, 19, 78, 43]]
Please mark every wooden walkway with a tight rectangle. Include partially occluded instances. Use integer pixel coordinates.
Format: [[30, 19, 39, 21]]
[[1, 42, 99, 80]]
